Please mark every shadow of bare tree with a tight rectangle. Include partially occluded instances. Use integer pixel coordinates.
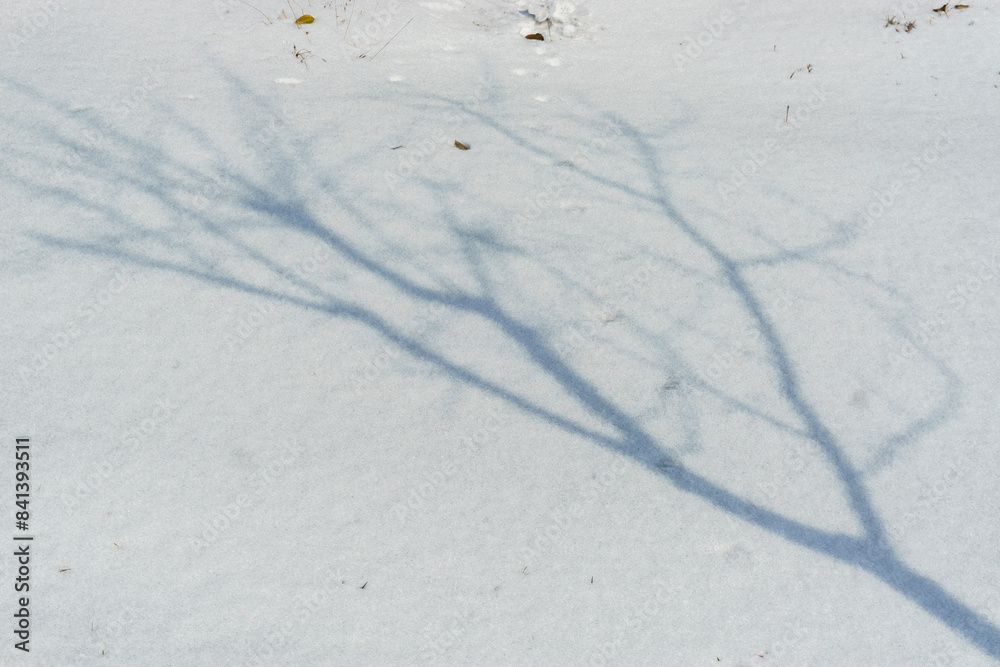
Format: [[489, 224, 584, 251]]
[[2, 66, 996, 660]]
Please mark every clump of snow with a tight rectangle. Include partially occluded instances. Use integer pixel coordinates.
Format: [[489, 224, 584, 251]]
[[517, 0, 588, 38]]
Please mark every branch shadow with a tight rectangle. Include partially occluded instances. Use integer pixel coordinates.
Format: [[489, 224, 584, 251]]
[[2, 65, 997, 660]]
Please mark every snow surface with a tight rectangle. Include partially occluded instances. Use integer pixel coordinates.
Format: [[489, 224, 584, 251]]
[[2, 0, 1000, 664]]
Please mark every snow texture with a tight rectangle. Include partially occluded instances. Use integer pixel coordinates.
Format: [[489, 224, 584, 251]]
[[517, 1, 589, 38], [1, 0, 1000, 664]]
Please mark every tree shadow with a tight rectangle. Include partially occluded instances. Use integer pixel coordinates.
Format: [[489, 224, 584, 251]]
[[2, 66, 997, 660]]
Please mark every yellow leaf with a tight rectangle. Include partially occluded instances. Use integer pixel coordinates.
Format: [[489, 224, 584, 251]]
[[454, 140, 470, 150], [295, 14, 315, 24]]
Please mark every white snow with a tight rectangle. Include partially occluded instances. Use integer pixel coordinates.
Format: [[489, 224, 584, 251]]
[[2, 0, 1000, 664], [517, 1, 589, 38]]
